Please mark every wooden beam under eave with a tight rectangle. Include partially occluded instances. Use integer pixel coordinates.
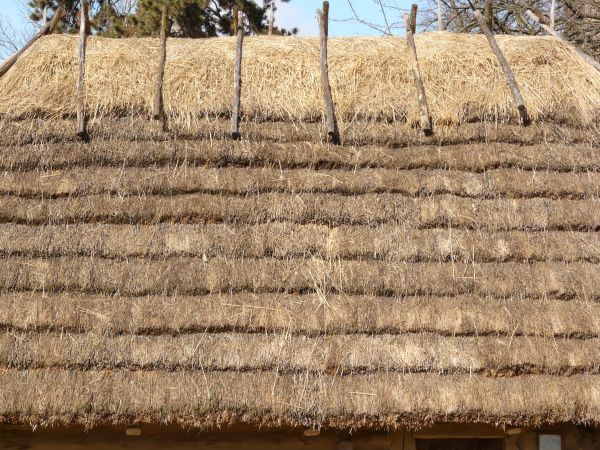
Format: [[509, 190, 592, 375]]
[[391, 430, 406, 450], [414, 423, 507, 439]]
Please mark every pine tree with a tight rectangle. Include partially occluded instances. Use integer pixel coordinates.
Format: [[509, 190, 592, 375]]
[[27, 0, 298, 37], [135, 0, 296, 38], [28, 0, 80, 32]]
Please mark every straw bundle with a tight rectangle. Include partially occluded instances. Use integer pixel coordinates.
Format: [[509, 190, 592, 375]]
[[1, 370, 599, 429], [0, 41, 599, 430], [1, 33, 600, 126]]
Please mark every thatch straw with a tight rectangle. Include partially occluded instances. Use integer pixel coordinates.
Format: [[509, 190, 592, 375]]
[[2, 224, 600, 263], [1, 138, 599, 173], [2, 256, 599, 299], [1, 34, 600, 127], [1, 331, 598, 376], [2, 192, 599, 230], [0, 369, 598, 429], [1, 65, 599, 430], [2, 165, 600, 199], [1, 292, 597, 337]]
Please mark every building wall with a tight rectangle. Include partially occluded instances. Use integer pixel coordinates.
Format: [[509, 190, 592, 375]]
[[0, 423, 597, 450]]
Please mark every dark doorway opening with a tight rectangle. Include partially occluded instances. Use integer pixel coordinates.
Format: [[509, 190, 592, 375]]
[[417, 439, 505, 450]]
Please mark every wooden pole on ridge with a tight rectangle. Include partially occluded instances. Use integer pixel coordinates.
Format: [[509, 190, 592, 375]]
[[153, 4, 169, 129], [436, 0, 444, 31], [231, 10, 244, 140], [0, 7, 65, 78], [317, 1, 340, 145], [474, 7, 530, 126], [525, 10, 600, 72], [268, 0, 275, 35], [77, 0, 90, 140], [484, 0, 493, 30], [410, 4, 418, 33], [404, 4, 433, 135]]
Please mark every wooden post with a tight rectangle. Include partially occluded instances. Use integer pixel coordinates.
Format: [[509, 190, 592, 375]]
[[410, 4, 418, 33], [153, 4, 169, 127], [77, 1, 89, 140], [42, 6, 48, 27], [549, 0, 556, 30], [268, 0, 275, 35], [404, 5, 433, 135], [484, 0, 493, 31], [525, 10, 600, 72], [437, 0, 444, 31], [0, 7, 64, 78], [474, 10, 530, 126], [317, 1, 340, 145], [231, 10, 244, 140]]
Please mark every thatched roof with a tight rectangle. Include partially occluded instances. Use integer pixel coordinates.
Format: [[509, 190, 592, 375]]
[[0, 32, 599, 430], [0, 33, 599, 127]]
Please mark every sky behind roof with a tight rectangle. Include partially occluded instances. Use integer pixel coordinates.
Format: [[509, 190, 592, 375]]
[[0, 0, 413, 39]]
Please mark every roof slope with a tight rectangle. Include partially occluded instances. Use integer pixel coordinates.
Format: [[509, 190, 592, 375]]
[[1, 33, 600, 127], [0, 119, 599, 429]]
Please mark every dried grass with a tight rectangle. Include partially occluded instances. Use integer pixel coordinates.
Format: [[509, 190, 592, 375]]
[[1, 292, 597, 337], [2, 224, 600, 263], [1, 59, 599, 430], [2, 256, 599, 299], [2, 165, 600, 199], [1, 331, 597, 376], [1, 34, 600, 127], [0, 369, 598, 428], [1, 192, 599, 230], [1, 137, 598, 173]]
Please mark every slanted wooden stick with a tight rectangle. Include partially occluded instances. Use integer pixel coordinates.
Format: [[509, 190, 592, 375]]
[[474, 10, 530, 126], [404, 5, 433, 135], [484, 0, 493, 30], [153, 4, 169, 127], [231, 10, 244, 140], [317, 1, 340, 145], [525, 10, 600, 72], [0, 7, 64, 78], [77, 1, 90, 140]]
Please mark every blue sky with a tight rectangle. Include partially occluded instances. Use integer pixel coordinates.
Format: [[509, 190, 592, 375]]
[[276, 0, 412, 36], [0, 0, 413, 38]]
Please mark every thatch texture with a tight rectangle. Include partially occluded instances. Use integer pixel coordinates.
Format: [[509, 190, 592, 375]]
[[2, 370, 598, 429], [1, 33, 600, 127], [0, 124, 599, 429], [0, 33, 599, 429]]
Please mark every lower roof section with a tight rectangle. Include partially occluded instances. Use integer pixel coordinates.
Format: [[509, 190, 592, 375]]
[[0, 369, 598, 429]]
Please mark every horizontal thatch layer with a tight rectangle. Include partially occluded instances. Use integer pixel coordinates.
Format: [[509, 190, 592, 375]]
[[1, 292, 597, 337], [3, 166, 599, 199], [1, 139, 599, 173], [1, 224, 600, 263], [1, 331, 597, 376], [1, 119, 599, 428], [0, 369, 598, 428], [1, 119, 597, 147], [1, 34, 600, 127], [2, 256, 600, 299], [2, 192, 599, 229]]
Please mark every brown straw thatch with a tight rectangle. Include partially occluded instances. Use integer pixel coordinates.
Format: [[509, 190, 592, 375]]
[[0, 130, 599, 428], [0, 31, 599, 431], [1, 33, 600, 127]]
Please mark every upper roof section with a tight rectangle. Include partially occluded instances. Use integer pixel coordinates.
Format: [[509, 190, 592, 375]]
[[1, 33, 599, 129]]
